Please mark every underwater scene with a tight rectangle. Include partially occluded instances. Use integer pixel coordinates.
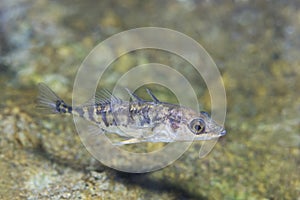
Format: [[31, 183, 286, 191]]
[[0, 0, 299, 199]]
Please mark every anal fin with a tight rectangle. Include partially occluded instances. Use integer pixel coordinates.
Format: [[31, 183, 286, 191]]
[[113, 138, 145, 146]]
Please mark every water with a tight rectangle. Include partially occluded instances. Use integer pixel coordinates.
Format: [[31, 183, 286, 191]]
[[0, 0, 299, 199]]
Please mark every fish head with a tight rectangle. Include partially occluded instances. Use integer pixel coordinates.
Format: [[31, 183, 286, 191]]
[[166, 107, 226, 141], [186, 111, 226, 140]]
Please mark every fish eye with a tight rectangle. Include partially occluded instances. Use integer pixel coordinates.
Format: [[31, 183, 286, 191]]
[[189, 118, 206, 135]]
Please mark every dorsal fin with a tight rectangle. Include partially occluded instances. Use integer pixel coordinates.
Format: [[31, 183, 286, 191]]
[[125, 88, 144, 102], [82, 89, 122, 105], [95, 89, 122, 104], [146, 88, 160, 104]]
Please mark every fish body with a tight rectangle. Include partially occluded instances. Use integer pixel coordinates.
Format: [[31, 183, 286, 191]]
[[37, 83, 226, 145]]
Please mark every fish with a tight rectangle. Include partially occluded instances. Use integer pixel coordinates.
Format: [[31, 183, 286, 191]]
[[37, 83, 226, 146]]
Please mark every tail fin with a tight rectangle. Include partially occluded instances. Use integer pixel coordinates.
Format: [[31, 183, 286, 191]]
[[37, 83, 69, 114]]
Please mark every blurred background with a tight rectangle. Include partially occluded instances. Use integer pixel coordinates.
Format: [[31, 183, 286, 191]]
[[0, 0, 299, 199]]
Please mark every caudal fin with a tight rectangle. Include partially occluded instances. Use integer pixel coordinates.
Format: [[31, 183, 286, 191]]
[[36, 83, 69, 114]]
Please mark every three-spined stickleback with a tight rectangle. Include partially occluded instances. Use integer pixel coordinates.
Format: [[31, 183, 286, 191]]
[[37, 83, 226, 145]]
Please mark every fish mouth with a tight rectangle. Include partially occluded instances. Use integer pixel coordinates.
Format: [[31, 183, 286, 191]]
[[220, 129, 227, 136]]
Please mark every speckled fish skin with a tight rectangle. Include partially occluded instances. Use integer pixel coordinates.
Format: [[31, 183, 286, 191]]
[[37, 83, 226, 145]]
